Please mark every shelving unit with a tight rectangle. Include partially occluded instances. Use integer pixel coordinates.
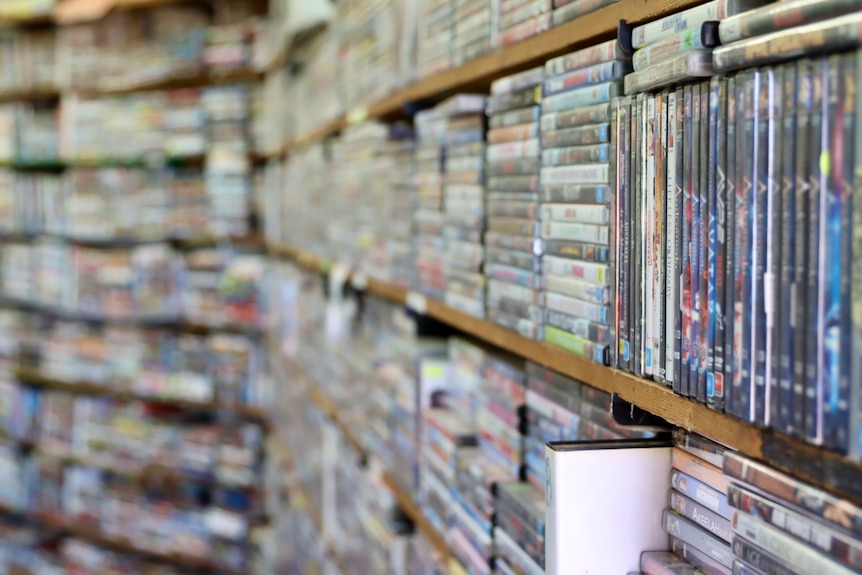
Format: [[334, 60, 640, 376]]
[[267, 241, 862, 507], [0, 3, 272, 573]]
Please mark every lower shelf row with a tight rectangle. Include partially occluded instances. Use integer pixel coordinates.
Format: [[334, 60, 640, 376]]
[[269, 278, 862, 575]]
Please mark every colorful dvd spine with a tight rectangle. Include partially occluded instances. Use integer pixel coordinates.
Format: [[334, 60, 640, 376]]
[[671, 469, 733, 519], [640, 551, 702, 575], [793, 59, 813, 438], [541, 81, 623, 114], [673, 86, 685, 394], [731, 538, 797, 575], [664, 511, 733, 568], [672, 429, 726, 468], [542, 240, 609, 262], [824, 54, 848, 451], [665, 89, 678, 386], [489, 107, 542, 130], [541, 183, 611, 203], [671, 447, 730, 493], [713, 13, 862, 73], [671, 538, 732, 575], [540, 203, 608, 224], [545, 39, 626, 77], [541, 103, 612, 131], [544, 325, 608, 364], [543, 60, 630, 97], [544, 309, 610, 343], [541, 123, 611, 148], [724, 76, 737, 417], [541, 143, 610, 166], [727, 483, 862, 571], [851, 0, 862, 463], [733, 71, 754, 422], [844, 51, 860, 458], [777, 63, 798, 435], [752, 69, 769, 426], [681, 84, 694, 397], [712, 75, 727, 412], [632, 93, 643, 376], [632, 22, 720, 71], [631, 0, 770, 49], [698, 81, 711, 404], [766, 65, 783, 431], [669, 490, 732, 542], [732, 511, 858, 575], [718, 0, 862, 44], [545, 274, 608, 305], [616, 100, 628, 373], [646, 94, 657, 378], [805, 59, 826, 444], [656, 91, 668, 383]]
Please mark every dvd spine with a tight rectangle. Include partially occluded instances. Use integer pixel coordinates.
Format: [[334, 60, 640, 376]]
[[712, 75, 727, 411], [615, 97, 632, 370], [805, 59, 826, 444], [724, 76, 738, 418], [644, 93, 656, 378], [673, 86, 685, 394], [765, 65, 783, 430], [849, 50, 862, 461], [793, 59, 813, 438]]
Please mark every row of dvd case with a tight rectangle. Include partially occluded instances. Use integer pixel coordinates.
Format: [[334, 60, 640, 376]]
[[613, 0, 862, 455], [0, 242, 267, 326]]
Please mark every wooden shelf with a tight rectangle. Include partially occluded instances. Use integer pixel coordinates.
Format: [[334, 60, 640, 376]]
[[93, 68, 263, 96], [14, 367, 269, 423], [271, 241, 862, 506], [0, 504, 247, 574], [276, 0, 709, 153]]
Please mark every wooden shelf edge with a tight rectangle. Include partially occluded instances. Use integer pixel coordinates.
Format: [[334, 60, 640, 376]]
[[272, 241, 862, 504]]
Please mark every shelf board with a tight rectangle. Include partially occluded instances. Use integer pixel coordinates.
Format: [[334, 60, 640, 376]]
[[87, 68, 263, 96], [14, 367, 268, 423], [272, 241, 862, 505]]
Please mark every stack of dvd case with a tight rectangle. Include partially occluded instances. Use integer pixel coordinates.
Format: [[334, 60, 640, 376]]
[[644, 431, 733, 575], [452, 0, 496, 67], [497, 0, 551, 47], [493, 481, 545, 574], [723, 450, 862, 575], [414, 109, 449, 300], [484, 66, 545, 339], [551, 0, 621, 26], [440, 94, 488, 317], [417, 0, 453, 78], [614, 1, 862, 456], [539, 39, 629, 365]]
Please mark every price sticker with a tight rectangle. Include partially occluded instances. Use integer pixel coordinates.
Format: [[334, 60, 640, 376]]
[[406, 291, 427, 315]]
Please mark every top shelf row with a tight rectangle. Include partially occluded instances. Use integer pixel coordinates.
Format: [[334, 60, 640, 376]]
[[270, 0, 708, 157]]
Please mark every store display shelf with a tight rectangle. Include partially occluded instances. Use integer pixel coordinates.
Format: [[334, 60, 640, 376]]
[[271, 241, 862, 506], [275, 0, 707, 153], [14, 366, 269, 423]]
